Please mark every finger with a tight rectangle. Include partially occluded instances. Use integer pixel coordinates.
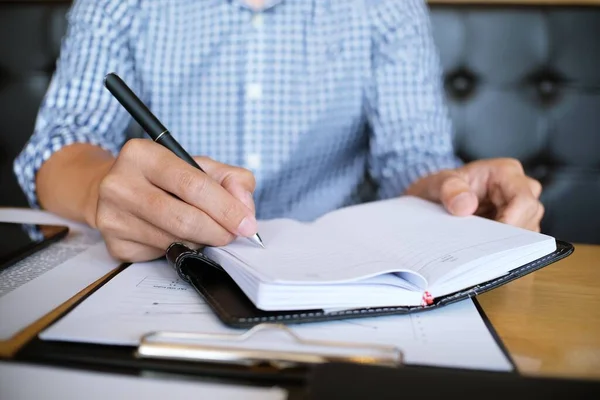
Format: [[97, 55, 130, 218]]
[[195, 157, 256, 212], [195, 157, 256, 193], [493, 179, 541, 229], [497, 196, 533, 227], [528, 177, 542, 198], [222, 181, 256, 213], [96, 202, 200, 251], [110, 180, 238, 246], [521, 201, 543, 232], [228, 185, 256, 213], [475, 199, 497, 220], [535, 202, 545, 230], [437, 171, 479, 216], [137, 148, 257, 237], [104, 237, 165, 263], [526, 201, 545, 232]]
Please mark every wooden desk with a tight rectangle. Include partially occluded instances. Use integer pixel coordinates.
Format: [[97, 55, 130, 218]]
[[478, 244, 600, 380]]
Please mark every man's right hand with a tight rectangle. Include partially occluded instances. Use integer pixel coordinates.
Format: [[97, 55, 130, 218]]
[[87, 139, 258, 261]]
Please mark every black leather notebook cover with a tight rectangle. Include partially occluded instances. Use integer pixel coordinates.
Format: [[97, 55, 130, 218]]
[[165, 240, 574, 329]]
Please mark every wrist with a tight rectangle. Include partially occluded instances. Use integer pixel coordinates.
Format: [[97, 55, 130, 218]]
[[36, 144, 116, 226], [82, 159, 114, 229]]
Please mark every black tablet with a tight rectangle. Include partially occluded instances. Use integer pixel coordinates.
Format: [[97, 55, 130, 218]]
[[0, 222, 69, 272]]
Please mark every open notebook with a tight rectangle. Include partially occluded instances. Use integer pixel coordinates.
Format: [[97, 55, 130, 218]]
[[196, 196, 559, 312]]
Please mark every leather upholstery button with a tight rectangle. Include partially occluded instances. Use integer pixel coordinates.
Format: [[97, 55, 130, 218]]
[[539, 79, 556, 96], [445, 68, 477, 100], [527, 69, 564, 105]]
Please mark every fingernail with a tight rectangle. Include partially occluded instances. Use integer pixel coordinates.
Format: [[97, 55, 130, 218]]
[[241, 191, 255, 211], [449, 192, 472, 215], [237, 216, 258, 237]]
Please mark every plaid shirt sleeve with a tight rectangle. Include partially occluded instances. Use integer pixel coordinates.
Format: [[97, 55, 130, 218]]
[[364, 0, 463, 200], [13, 0, 139, 208]]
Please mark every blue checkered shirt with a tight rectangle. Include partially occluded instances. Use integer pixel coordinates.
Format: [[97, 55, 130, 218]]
[[14, 0, 461, 221]]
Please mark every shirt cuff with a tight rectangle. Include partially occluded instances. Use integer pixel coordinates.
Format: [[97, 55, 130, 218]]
[[377, 155, 464, 200], [13, 128, 120, 209]]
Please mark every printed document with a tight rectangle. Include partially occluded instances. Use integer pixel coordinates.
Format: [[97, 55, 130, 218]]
[[0, 208, 120, 339], [41, 260, 514, 371]]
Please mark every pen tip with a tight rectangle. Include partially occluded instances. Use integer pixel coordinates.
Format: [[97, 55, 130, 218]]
[[253, 233, 265, 249]]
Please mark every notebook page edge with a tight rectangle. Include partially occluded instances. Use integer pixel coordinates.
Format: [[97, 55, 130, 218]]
[[430, 239, 557, 298], [427, 234, 557, 286]]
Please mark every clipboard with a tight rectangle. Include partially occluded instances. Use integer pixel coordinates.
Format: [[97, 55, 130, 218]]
[[136, 323, 402, 368], [12, 262, 408, 383], [11, 329, 402, 400], [14, 297, 515, 390], [11, 246, 517, 387], [15, 324, 403, 382], [11, 287, 517, 400]]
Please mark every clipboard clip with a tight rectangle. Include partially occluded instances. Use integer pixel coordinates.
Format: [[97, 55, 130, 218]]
[[136, 323, 403, 369]]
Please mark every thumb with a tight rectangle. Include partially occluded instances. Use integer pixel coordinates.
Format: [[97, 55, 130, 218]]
[[437, 171, 478, 216], [193, 156, 256, 213]]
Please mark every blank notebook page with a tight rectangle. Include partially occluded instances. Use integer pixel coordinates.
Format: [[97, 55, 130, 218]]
[[208, 197, 554, 285]]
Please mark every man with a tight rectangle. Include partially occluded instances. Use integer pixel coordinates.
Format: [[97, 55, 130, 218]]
[[14, 0, 543, 262]]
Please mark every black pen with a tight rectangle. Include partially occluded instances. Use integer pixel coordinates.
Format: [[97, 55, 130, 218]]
[[104, 72, 264, 249]]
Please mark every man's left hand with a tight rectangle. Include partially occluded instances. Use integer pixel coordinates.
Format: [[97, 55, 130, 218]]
[[404, 158, 544, 231]]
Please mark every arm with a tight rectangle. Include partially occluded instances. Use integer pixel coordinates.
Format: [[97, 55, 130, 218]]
[[363, 0, 543, 230], [363, 0, 462, 199], [35, 144, 114, 227], [13, 0, 136, 225], [13, 0, 259, 261]]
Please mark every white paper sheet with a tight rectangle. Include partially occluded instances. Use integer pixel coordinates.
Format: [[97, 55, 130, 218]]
[[0, 208, 121, 339], [213, 197, 554, 284], [0, 361, 287, 400], [204, 197, 555, 311], [41, 260, 514, 372]]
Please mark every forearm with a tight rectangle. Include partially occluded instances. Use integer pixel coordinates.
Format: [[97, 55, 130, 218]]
[[13, 0, 140, 225], [36, 143, 115, 227]]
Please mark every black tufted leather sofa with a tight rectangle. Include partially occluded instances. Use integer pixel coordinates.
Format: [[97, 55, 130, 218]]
[[1, 1, 599, 244]]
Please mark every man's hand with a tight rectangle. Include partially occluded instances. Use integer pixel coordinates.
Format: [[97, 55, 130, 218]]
[[88, 139, 258, 262], [404, 158, 544, 231]]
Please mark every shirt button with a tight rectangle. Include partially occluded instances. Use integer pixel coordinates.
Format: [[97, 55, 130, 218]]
[[246, 153, 262, 169], [251, 13, 264, 28], [247, 83, 262, 100]]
